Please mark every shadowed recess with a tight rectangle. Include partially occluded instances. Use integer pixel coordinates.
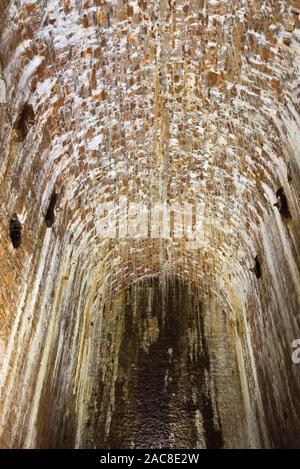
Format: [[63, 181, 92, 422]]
[[9, 213, 22, 249], [89, 277, 222, 449]]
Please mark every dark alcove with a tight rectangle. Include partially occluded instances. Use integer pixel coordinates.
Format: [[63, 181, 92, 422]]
[[45, 192, 58, 228], [13, 104, 35, 141], [10, 213, 22, 248]]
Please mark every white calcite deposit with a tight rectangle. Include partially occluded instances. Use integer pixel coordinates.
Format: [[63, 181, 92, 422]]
[[0, 78, 6, 104]]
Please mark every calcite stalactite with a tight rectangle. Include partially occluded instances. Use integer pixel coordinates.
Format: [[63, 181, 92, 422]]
[[0, 0, 300, 448]]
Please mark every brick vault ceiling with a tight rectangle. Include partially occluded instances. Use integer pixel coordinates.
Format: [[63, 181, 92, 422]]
[[0, 0, 300, 448]]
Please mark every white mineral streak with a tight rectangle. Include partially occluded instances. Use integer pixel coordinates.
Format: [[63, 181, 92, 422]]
[[0, 339, 5, 367], [0, 79, 6, 104]]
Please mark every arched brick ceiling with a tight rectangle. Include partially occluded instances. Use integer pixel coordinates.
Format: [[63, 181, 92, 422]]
[[0, 0, 300, 448]]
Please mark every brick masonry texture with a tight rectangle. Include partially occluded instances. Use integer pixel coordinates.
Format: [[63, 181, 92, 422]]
[[0, 0, 300, 448]]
